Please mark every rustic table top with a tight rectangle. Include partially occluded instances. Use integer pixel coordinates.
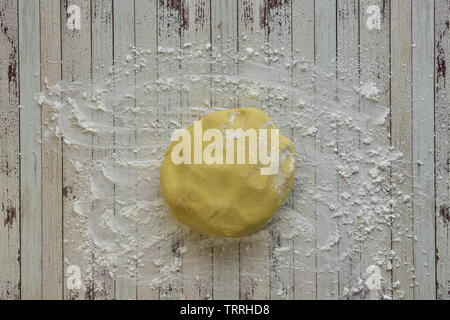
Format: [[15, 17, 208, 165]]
[[0, 0, 448, 300]]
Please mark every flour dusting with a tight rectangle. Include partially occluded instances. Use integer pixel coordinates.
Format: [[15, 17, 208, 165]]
[[37, 40, 412, 299]]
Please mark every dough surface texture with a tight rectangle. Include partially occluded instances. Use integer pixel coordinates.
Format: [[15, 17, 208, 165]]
[[160, 108, 295, 237]]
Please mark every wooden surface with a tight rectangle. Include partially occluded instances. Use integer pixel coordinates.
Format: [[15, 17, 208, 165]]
[[0, 0, 449, 300]]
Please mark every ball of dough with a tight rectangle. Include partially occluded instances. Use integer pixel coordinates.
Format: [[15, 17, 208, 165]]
[[160, 108, 295, 237]]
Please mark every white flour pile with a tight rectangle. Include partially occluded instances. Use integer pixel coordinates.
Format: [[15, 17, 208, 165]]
[[37, 40, 411, 299]]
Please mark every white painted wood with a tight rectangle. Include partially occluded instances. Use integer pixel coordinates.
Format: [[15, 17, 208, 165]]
[[211, 0, 238, 117], [2, 0, 449, 301], [157, 0, 184, 300], [0, 0, 20, 300], [359, 0, 392, 300], [336, 0, 360, 300], [435, 0, 450, 301], [19, 0, 42, 300], [181, 0, 213, 300], [267, 0, 294, 300], [113, 0, 137, 300], [210, 0, 240, 300], [292, 0, 316, 300], [238, 0, 270, 300], [40, 0, 63, 300], [314, 0, 339, 300], [61, 0, 92, 300], [135, 0, 160, 300], [391, 0, 414, 300], [91, 0, 114, 300], [411, 0, 436, 300]]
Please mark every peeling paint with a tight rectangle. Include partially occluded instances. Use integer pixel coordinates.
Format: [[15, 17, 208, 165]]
[[440, 205, 449, 224], [437, 35, 447, 83], [242, 0, 255, 30], [194, 0, 207, 30], [0, 3, 18, 96], [84, 280, 95, 300], [260, 0, 289, 31], [380, 0, 389, 19], [3, 204, 17, 229], [437, 52, 447, 82], [8, 53, 17, 84], [164, 0, 189, 31]]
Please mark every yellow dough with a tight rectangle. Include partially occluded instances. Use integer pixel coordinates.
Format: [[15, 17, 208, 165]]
[[160, 108, 296, 237]]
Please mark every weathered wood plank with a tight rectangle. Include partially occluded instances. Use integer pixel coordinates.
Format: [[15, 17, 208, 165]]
[[61, 0, 92, 300], [211, 0, 238, 110], [314, 0, 338, 300], [91, 0, 114, 300], [411, 0, 436, 300], [113, 0, 137, 300], [0, 0, 20, 300], [336, 0, 360, 300], [238, 0, 270, 300], [40, 0, 63, 300], [210, 0, 239, 300], [157, 0, 184, 300], [2, 0, 447, 301], [181, 0, 213, 300], [135, 0, 160, 300], [359, 0, 392, 300], [391, 0, 414, 300], [435, 0, 450, 301], [19, 0, 42, 300], [267, 0, 294, 300], [292, 0, 316, 300]]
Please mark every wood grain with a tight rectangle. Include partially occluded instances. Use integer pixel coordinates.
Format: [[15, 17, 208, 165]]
[[435, 0, 450, 301], [1, 0, 449, 300], [267, 0, 294, 300], [292, 0, 316, 300], [135, 0, 159, 300], [391, 0, 414, 300], [336, 0, 360, 300], [19, 0, 42, 300], [412, 0, 436, 300], [91, 0, 114, 300], [314, 0, 339, 300], [157, 0, 183, 300], [359, 0, 392, 299], [40, 0, 63, 300], [61, 0, 92, 300], [113, 0, 137, 300], [0, 0, 20, 300], [238, 0, 270, 300], [181, 0, 214, 300]]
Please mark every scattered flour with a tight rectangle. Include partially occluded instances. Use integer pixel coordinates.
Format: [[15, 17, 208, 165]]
[[36, 40, 414, 299]]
